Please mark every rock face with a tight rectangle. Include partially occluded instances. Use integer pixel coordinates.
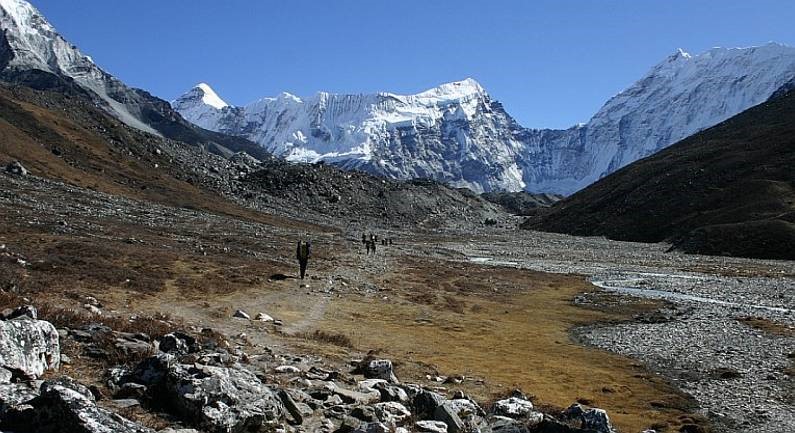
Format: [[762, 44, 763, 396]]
[[0, 316, 60, 379], [0, 0, 267, 158], [2, 377, 155, 433], [175, 45, 795, 194], [126, 354, 284, 433]]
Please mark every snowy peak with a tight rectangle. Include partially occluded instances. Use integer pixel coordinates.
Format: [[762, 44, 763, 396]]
[[195, 83, 228, 109], [175, 44, 795, 194], [413, 77, 486, 99], [176, 83, 229, 109]]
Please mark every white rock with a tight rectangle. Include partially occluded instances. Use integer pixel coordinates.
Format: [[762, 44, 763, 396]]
[[254, 313, 274, 322], [232, 309, 250, 320], [415, 420, 448, 433], [494, 397, 534, 418], [0, 317, 60, 379]]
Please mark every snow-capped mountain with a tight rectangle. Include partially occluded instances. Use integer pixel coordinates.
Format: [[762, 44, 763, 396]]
[[174, 78, 529, 192], [176, 44, 795, 194], [0, 0, 267, 158], [0, 0, 161, 133]]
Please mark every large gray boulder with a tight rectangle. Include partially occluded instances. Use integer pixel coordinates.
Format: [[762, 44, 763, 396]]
[[0, 382, 38, 415], [129, 354, 284, 433], [363, 359, 399, 384], [0, 316, 60, 379], [1, 377, 154, 433]]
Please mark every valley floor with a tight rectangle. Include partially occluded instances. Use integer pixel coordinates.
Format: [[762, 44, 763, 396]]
[[1, 172, 793, 433]]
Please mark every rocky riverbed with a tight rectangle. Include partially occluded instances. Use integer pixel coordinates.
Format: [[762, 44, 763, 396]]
[[440, 232, 795, 433]]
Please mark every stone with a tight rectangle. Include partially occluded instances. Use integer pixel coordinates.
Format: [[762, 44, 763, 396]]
[[433, 403, 465, 433], [275, 365, 301, 374], [363, 359, 398, 383], [562, 404, 615, 433], [278, 388, 304, 425], [232, 309, 251, 320], [255, 313, 274, 322], [0, 317, 60, 379], [158, 332, 197, 354], [0, 382, 38, 414], [116, 382, 147, 400], [352, 422, 391, 433], [4, 161, 27, 176], [332, 385, 381, 405], [350, 405, 377, 422], [416, 420, 448, 433], [0, 367, 11, 384], [129, 354, 284, 433], [449, 398, 483, 418], [494, 397, 535, 418], [581, 408, 614, 433], [412, 388, 446, 419], [84, 304, 102, 315], [0, 305, 37, 320], [115, 338, 153, 357], [111, 398, 142, 409], [373, 401, 411, 425], [2, 377, 155, 433]]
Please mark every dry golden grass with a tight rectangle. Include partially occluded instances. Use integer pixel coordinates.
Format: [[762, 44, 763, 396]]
[[318, 257, 705, 433], [739, 317, 795, 337]]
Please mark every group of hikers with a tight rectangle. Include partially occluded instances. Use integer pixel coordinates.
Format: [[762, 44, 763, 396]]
[[362, 233, 392, 254], [294, 232, 393, 280]]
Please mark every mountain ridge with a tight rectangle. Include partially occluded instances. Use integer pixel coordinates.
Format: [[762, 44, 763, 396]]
[[176, 43, 795, 194]]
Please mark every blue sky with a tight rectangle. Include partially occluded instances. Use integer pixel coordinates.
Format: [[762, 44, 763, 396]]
[[30, 0, 795, 129]]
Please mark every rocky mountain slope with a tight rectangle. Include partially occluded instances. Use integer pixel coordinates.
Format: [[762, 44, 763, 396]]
[[176, 45, 795, 195], [524, 88, 795, 260], [0, 0, 268, 159], [481, 191, 562, 216], [0, 83, 504, 229]]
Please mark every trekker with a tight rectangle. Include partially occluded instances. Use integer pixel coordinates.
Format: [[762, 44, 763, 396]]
[[362, 233, 367, 245], [296, 240, 311, 279]]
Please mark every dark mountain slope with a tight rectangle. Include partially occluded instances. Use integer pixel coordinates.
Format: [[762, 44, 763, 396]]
[[524, 90, 795, 260], [0, 84, 504, 229]]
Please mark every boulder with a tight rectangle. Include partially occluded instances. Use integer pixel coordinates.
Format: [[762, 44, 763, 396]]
[[254, 313, 274, 322], [352, 422, 391, 433], [449, 398, 484, 418], [0, 305, 37, 320], [416, 420, 449, 433], [363, 359, 398, 383], [0, 317, 60, 379], [2, 377, 154, 433], [0, 368, 11, 384], [332, 384, 381, 405], [494, 397, 535, 418], [373, 401, 411, 425], [433, 403, 465, 433], [232, 310, 250, 320], [563, 404, 615, 433], [411, 388, 446, 419], [129, 354, 284, 433], [0, 382, 38, 415], [4, 161, 27, 176], [158, 332, 198, 354]]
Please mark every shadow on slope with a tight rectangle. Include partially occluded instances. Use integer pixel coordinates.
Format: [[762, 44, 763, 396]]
[[525, 90, 795, 260]]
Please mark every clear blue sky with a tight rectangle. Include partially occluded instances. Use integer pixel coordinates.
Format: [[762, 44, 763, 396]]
[[30, 0, 795, 129]]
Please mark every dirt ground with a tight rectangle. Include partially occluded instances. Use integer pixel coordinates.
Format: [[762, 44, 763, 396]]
[[0, 173, 709, 433]]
